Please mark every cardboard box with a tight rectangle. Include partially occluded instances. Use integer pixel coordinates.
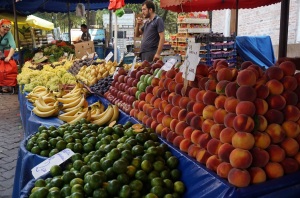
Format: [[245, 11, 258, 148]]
[[74, 41, 95, 59]]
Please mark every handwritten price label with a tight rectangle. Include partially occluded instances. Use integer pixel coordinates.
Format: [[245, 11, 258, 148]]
[[161, 58, 177, 71], [113, 67, 120, 79], [31, 149, 75, 179], [105, 52, 114, 63], [128, 56, 137, 75], [180, 41, 200, 81]]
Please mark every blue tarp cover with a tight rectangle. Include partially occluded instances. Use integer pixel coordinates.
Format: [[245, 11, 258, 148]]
[[236, 36, 276, 68]]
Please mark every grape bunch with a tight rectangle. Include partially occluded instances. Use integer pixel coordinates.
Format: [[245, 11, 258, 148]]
[[90, 75, 113, 95]]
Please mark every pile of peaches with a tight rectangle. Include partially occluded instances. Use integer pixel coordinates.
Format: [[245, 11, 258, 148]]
[[129, 59, 300, 188]]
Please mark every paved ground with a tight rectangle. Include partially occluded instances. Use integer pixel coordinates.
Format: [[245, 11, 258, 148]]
[[0, 93, 23, 198]]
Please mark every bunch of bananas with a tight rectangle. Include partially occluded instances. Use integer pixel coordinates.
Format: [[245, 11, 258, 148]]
[[26, 86, 54, 103], [92, 104, 119, 126], [32, 96, 61, 118]]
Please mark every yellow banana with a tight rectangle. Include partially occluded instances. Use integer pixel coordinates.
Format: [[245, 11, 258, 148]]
[[43, 96, 57, 104], [99, 103, 105, 113], [91, 105, 112, 121], [108, 105, 119, 124], [32, 86, 47, 92], [59, 107, 82, 117], [92, 105, 114, 126], [57, 93, 82, 104], [63, 97, 86, 112], [62, 95, 84, 109], [86, 107, 92, 122], [32, 106, 59, 118], [62, 89, 82, 98], [69, 108, 88, 125], [58, 114, 77, 122], [35, 98, 56, 112]]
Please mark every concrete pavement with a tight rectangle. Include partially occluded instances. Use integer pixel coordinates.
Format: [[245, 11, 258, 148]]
[[0, 93, 23, 198]]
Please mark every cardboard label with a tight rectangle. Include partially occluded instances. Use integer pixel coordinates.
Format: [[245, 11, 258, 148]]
[[113, 67, 120, 79], [31, 149, 75, 179], [105, 52, 113, 63], [128, 56, 137, 75], [180, 41, 200, 81], [161, 58, 177, 71]]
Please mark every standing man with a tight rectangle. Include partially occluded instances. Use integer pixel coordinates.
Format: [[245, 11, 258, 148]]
[[75, 24, 91, 43], [135, 0, 165, 62]]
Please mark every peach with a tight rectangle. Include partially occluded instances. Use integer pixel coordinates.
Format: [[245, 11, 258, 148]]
[[228, 168, 251, 187], [179, 97, 191, 109], [255, 115, 268, 132], [225, 82, 238, 98], [174, 83, 184, 95], [229, 148, 253, 169], [267, 144, 286, 162], [267, 94, 286, 110], [213, 109, 227, 124], [146, 106, 155, 117], [195, 90, 206, 103], [153, 98, 162, 109], [142, 115, 149, 125], [184, 112, 195, 125], [163, 78, 172, 90], [160, 90, 170, 101], [224, 113, 236, 128], [266, 66, 284, 80], [191, 129, 204, 145], [282, 120, 300, 138], [204, 79, 218, 92], [202, 105, 217, 120], [178, 109, 188, 122], [206, 155, 222, 172], [215, 60, 228, 68], [265, 123, 286, 144], [130, 108, 136, 117], [196, 64, 209, 76], [210, 124, 225, 139], [173, 135, 185, 148], [189, 87, 201, 101], [281, 158, 299, 174], [163, 104, 174, 115], [236, 101, 256, 117], [220, 127, 236, 144], [169, 106, 180, 119], [266, 79, 284, 95], [138, 101, 146, 111], [151, 121, 159, 132], [281, 90, 298, 106], [264, 162, 284, 179], [166, 131, 178, 143], [145, 117, 154, 127], [240, 61, 253, 70], [158, 100, 168, 112], [251, 147, 270, 167], [183, 126, 194, 140], [255, 84, 270, 99], [283, 105, 300, 122], [253, 132, 271, 149], [169, 119, 179, 132], [279, 61, 296, 76], [233, 114, 255, 133], [207, 138, 222, 155], [166, 69, 177, 79], [201, 119, 215, 133], [151, 78, 160, 86], [156, 112, 166, 124], [192, 102, 206, 116], [236, 85, 257, 102], [280, 138, 299, 157], [175, 72, 184, 83], [224, 97, 239, 113], [237, 69, 257, 86], [137, 111, 146, 122], [281, 76, 297, 91], [218, 143, 235, 162], [232, 132, 255, 150], [264, 109, 284, 124], [160, 126, 170, 138], [150, 108, 160, 121], [217, 68, 233, 82], [145, 93, 154, 104], [214, 95, 227, 109], [187, 144, 202, 158], [190, 116, 204, 130], [216, 80, 230, 95], [198, 77, 209, 90], [198, 133, 211, 149], [174, 121, 189, 136], [254, 98, 268, 115], [217, 162, 233, 178], [294, 152, 300, 165], [246, 66, 260, 80], [162, 115, 173, 128], [152, 86, 160, 96], [186, 100, 196, 112], [196, 148, 212, 164], [179, 139, 192, 153], [248, 167, 267, 184], [171, 94, 182, 107], [142, 103, 151, 115], [167, 92, 176, 104]]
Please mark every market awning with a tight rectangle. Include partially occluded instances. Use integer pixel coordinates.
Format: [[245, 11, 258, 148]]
[[160, 0, 281, 13]]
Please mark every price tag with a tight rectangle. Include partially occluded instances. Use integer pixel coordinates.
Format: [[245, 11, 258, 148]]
[[161, 58, 177, 71], [180, 41, 200, 81], [128, 56, 137, 75], [113, 67, 120, 79], [105, 52, 114, 63], [31, 149, 75, 179]]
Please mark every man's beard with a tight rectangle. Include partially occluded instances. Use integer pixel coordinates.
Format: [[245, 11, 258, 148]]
[[144, 12, 150, 19]]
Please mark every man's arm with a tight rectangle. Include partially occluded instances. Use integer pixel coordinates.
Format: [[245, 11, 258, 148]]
[[135, 24, 143, 37], [153, 32, 165, 61]]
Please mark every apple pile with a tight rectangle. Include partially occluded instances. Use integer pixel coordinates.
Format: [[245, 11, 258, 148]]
[[104, 60, 163, 114], [130, 59, 300, 188]]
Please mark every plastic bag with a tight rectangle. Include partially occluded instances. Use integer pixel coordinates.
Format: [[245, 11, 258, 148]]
[[108, 0, 125, 11], [0, 59, 18, 86]]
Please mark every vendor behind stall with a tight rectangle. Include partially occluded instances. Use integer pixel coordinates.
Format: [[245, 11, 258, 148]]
[[0, 19, 16, 62], [74, 24, 91, 43]]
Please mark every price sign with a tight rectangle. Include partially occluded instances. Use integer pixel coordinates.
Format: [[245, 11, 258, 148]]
[[180, 41, 200, 81], [161, 58, 177, 71], [113, 67, 120, 79], [128, 56, 137, 75], [105, 52, 114, 63], [31, 149, 75, 179]]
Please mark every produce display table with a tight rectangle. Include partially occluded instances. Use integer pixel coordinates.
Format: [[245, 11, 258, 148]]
[[15, 91, 300, 198]]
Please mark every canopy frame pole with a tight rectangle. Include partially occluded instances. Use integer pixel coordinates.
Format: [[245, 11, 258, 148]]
[[68, 2, 71, 42], [87, 0, 90, 28], [114, 12, 118, 62], [235, 0, 239, 36], [12, 0, 20, 50], [278, 0, 290, 58]]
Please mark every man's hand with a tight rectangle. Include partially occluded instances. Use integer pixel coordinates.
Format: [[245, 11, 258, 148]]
[[153, 53, 160, 61], [136, 17, 144, 26]]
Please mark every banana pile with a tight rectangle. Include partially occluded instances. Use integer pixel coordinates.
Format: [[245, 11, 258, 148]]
[[91, 104, 119, 126], [76, 61, 118, 86]]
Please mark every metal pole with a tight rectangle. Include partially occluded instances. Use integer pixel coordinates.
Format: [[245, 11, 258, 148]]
[[12, 0, 20, 50], [278, 0, 290, 58], [235, 0, 239, 36], [109, 10, 113, 46], [68, 3, 71, 42], [87, 0, 90, 28]]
